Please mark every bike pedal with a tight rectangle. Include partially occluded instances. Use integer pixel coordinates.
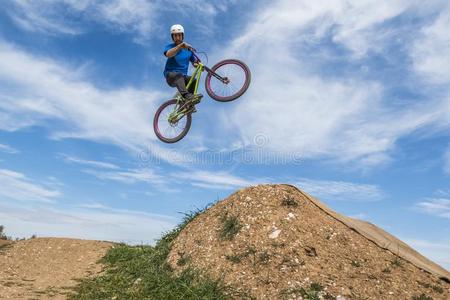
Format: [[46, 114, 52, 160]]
[[187, 105, 197, 113]]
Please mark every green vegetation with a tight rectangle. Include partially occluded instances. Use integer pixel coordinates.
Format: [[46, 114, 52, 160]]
[[176, 251, 190, 267], [417, 281, 444, 294], [219, 212, 242, 240], [281, 196, 299, 207], [225, 254, 242, 264], [411, 293, 433, 300], [0, 225, 8, 240], [391, 256, 403, 267], [391, 257, 402, 267], [280, 282, 334, 300], [351, 260, 361, 267], [68, 206, 240, 300], [432, 285, 444, 294], [258, 250, 270, 265]]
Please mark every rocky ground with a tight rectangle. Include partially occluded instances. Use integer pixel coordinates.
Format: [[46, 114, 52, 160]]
[[167, 184, 450, 300], [0, 237, 113, 299]]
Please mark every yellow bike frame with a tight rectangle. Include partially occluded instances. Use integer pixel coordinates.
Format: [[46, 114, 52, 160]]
[[185, 62, 204, 96]]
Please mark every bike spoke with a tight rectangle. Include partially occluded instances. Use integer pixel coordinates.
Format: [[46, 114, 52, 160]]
[[210, 63, 246, 98], [157, 103, 187, 139]]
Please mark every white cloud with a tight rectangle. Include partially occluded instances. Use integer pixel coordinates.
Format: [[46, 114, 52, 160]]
[[414, 198, 450, 219], [435, 189, 450, 197], [86, 167, 259, 191], [85, 168, 166, 185], [59, 154, 119, 170], [0, 168, 61, 203], [93, 0, 154, 41], [6, 0, 154, 39], [0, 143, 19, 154], [216, 0, 450, 168], [172, 170, 265, 190], [0, 202, 177, 244], [295, 178, 384, 201], [0, 41, 212, 167], [0, 41, 168, 156], [5, 0, 235, 42], [412, 6, 450, 85], [6, 0, 82, 35]]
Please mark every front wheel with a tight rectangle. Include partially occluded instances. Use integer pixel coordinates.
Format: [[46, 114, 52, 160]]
[[153, 99, 192, 143], [205, 59, 251, 102]]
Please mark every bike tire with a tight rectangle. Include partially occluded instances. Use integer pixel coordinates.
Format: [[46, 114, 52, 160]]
[[205, 59, 251, 102], [153, 99, 192, 143]]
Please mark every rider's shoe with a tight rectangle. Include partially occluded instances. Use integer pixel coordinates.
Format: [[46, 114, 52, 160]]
[[180, 104, 196, 114], [193, 93, 203, 104], [184, 93, 203, 104]]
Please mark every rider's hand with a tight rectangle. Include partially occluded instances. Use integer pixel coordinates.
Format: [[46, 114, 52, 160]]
[[180, 42, 192, 49]]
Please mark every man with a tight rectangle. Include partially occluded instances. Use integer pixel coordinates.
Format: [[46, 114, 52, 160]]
[[163, 24, 202, 105]]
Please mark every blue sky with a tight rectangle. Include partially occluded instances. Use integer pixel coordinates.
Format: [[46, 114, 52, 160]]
[[0, 1, 449, 270]]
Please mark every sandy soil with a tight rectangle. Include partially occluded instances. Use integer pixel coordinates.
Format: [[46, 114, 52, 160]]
[[0, 237, 113, 299]]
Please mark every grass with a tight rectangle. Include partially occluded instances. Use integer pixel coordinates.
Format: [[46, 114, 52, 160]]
[[0, 225, 11, 240], [176, 251, 190, 266], [351, 260, 361, 267], [411, 293, 433, 300], [281, 196, 298, 207], [258, 250, 270, 265], [391, 256, 403, 268], [219, 212, 242, 241], [225, 254, 242, 264], [280, 282, 334, 300], [68, 206, 239, 300], [432, 285, 444, 294], [225, 246, 272, 267], [417, 281, 444, 294]]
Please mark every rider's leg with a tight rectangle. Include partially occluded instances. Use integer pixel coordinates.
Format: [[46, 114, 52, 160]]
[[184, 75, 202, 102], [166, 72, 189, 97], [184, 75, 196, 94]]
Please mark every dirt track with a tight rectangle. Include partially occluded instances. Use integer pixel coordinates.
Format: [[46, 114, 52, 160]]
[[0, 237, 112, 299]]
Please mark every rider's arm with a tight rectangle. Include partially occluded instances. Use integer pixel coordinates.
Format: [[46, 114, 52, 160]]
[[165, 42, 192, 58], [190, 52, 198, 67], [165, 44, 183, 58]]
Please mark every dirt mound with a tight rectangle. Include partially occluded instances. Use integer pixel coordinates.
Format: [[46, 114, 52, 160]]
[[0, 239, 12, 248], [167, 184, 450, 299], [0, 237, 113, 299]]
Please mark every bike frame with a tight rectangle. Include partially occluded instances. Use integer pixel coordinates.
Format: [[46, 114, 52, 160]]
[[168, 63, 203, 122], [168, 50, 229, 122], [185, 50, 229, 96], [185, 62, 204, 96]]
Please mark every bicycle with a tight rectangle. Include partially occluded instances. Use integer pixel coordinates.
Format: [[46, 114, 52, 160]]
[[153, 48, 251, 143]]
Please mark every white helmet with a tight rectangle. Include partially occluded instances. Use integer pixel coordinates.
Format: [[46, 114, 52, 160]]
[[170, 24, 184, 35]]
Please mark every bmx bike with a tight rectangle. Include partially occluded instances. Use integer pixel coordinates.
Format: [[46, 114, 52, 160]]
[[153, 48, 251, 143]]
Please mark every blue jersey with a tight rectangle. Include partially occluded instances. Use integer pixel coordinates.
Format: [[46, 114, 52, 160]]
[[163, 43, 195, 77]]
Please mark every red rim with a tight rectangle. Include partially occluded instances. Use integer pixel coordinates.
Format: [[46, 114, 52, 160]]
[[205, 59, 251, 102], [153, 99, 192, 143]]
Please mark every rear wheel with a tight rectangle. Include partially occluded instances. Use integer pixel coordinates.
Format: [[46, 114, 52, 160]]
[[205, 59, 251, 102], [153, 99, 192, 143]]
